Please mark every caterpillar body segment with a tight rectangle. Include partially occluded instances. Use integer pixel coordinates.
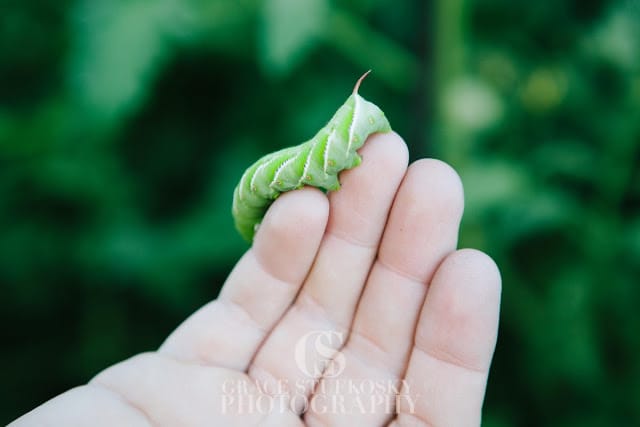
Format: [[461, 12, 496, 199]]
[[233, 73, 391, 242]]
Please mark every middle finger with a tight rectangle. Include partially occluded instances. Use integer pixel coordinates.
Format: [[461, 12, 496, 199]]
[[248, 132, 408, 407]]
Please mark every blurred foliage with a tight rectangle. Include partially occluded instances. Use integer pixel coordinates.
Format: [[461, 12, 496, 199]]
[[0, 0, 639, 425]]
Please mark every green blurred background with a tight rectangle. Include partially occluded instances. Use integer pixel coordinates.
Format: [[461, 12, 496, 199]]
[[1, 0, 639, 425]]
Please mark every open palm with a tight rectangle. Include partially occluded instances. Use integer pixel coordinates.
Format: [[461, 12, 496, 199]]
[[12, 133, 501, 427]]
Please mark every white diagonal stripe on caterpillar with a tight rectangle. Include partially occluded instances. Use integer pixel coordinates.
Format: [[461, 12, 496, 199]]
[[238, 169, 249, 202], [271, 155, 296, 187], [250, 155, 279, 193], [323, 128, 337, 174], [298, 138, 317, 187], [347, 94, 361, 154]]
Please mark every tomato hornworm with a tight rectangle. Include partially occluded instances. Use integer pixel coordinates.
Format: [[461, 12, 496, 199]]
[[232, 71, 391, 242]]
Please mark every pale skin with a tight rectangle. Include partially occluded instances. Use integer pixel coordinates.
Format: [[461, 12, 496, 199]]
[[11, 132, 501, 427]]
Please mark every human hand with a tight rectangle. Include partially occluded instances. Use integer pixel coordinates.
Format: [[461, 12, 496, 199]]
[[11, 132, 501, 426]]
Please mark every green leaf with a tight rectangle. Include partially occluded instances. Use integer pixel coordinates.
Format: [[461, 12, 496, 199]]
[[68, 0, 183, 124]]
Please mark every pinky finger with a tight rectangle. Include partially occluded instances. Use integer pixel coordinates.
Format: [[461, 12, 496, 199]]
[[392, 249, 501, 427]]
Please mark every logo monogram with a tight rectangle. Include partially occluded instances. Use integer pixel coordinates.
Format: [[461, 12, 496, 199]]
[[294, 330, 346, 378]]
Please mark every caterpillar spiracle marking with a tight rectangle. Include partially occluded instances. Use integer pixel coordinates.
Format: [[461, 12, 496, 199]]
[[232, 71, 392, 242]]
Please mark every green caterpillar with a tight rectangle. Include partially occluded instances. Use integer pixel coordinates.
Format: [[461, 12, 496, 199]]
[[232, 71, 391, 242]]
